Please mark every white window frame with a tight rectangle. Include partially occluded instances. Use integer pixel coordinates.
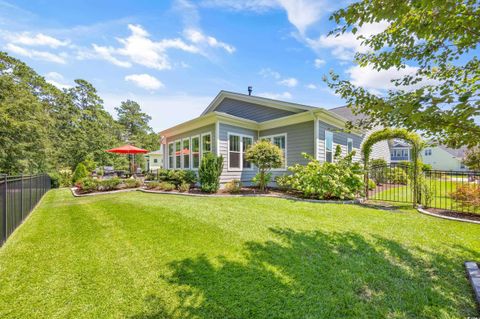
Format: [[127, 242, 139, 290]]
[[259, 133, 288, 171], [191, 135, 200, 170], [201, 132, 212, 156], [325, 130, 333, 163], [227, 132, 254, 171], [182, 137, 191, 170], [347, 138, 353, 154], [168, 142, 174, 169], [174, 140, 181, 169]]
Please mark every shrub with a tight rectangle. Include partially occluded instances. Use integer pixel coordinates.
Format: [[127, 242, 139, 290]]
[[386, 167, 408, 184], [252, 172, 272, 192], [122, 178, 142, 188], [72, 163, 88, 183], [245, 140, 283, 192], [275, 175, 291, 191], [284, 151, 364, 200], [177, 182, 190, 193], [97, 178, 121, 191], [419, 180, 434, 208], [146, 181, 160, 190], [450, 185, 480, 211], [158, 182, 176, 191], [48, 172, 60, 188], [59, 169, 73, 187], [224, 179, 242, 194], [199, 153, 224, 193], [368, 179, 377, 190], [369, 158, 388, 184], [157, 169, 197, 186], [75, 178, 98, 193]]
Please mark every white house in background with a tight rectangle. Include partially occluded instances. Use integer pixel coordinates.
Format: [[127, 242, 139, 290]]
[[421, 145, 467, 171], [390, 140, 412, 163], [145, 148, 163, 171]]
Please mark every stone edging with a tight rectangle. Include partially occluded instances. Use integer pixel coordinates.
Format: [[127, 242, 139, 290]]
[[138, 188, 361, 204], [70, 187, 140, 197], [417, 206, 480, 225], [464, 261, 480, 307]]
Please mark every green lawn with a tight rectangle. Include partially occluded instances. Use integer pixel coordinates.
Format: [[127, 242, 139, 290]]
[[0, 189, 479, 318]]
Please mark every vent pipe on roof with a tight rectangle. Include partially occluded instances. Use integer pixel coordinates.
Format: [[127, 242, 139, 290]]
[[248, 86, 252, 96]]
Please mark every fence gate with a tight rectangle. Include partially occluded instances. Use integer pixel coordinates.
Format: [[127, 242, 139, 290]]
[[368, 163, 414, 204], [0, 174, 51, 246]]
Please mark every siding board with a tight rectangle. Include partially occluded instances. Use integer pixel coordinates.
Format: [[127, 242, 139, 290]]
[[215, 98, 299, 122]]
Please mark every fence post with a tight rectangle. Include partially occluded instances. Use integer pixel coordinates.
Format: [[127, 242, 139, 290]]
[[20, 174, 24, 220], [2, 174, 7, 244]]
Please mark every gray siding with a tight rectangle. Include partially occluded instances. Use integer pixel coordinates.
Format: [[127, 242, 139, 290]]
[[164, 123, 216, 169], [215, 98, 299, 122], [317, 120, 363, 162], [364, 127, 391, 163], [218, 123, 258, 184]]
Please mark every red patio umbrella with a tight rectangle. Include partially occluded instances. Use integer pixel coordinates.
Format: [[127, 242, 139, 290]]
[[106, 144, 149, 174]]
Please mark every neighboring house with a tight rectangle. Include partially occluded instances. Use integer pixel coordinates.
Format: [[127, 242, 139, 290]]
[[390, 140, 412, 163], [421, 145, 467, 171], [159, 90, 390, 185], [145, 148, 163, 171]]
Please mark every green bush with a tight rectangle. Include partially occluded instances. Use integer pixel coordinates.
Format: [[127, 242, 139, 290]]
[[158, 182, 176, 191], [145, 181, 160, 190], [368, 179, 377, 190], [199, 153, 224, 193], [122, 178, 142, 188], [97, 178, 121, 191], [245, 140, 283, 192], [156, 169, 197, 186], [177, 182, 190, 193], [48, 172, 60, 188], [252, 172, 272, 192], [386, 167, 408, 184], [72, 163, 88, 183], [283, 151, 364, 200], [275, 175, 291, 191], [75, 178, 98, 193], [59, 169, 73, 187], [369, 158, 388, 184], [224, 179, 242, 194]]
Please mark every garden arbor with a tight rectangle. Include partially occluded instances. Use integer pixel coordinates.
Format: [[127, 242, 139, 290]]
[[362, 128, 424, 205]]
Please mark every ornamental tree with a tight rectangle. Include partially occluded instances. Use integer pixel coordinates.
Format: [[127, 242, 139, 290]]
[[325, 0, 480, 149], [245, 140, 283, 192], [463, 147, 480, 171]]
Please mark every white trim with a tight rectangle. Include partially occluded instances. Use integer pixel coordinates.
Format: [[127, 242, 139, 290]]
[[325, 130, 333, 163], [191, 135, 200, 170], [174, 140, 181, 169], [167, 142, 174, 169], [201, 132, 212, 157], [215, 121, 220, 156], [314, 118, 319, 160], [227, 132, 255, 172], [259, 133, 288, 171], [181, 137, 191, 170]]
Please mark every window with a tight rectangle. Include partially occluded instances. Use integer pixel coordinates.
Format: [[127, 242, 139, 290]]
[[202, 133, 211, 154], [153, 158, 158, 164], [260, 134, 287, 169], [175, 141, 181, 169], [242, 136, 253, 169], [425, 149, 432, 156], [182, 138, 190, 169], [191, 136, 200, 169], [229, 134, 241, 169], [168, 143, 174, 169], [325, 130, 333, 163], [347, 138, 353, 154]]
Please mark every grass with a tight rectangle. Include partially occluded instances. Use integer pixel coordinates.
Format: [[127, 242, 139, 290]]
[[0, 189, 479, 318]]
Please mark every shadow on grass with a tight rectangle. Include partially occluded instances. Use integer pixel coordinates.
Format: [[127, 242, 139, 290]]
[[131, 229, 479, 318]]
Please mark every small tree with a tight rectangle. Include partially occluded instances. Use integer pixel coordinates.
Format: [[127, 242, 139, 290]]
[[198, 153, 224, 193], [463, 147, 480, 171], [72, 162, 88, 183], [245, 140, 283, 192]]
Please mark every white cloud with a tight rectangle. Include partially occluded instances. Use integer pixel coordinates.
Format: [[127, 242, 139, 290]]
[[5, 43, 67, 64], [184, 28, 235, 53], [258, 91, 292, 100], [278, 77, 298, 87], [125, 73, 164, 91], [306, 83, 317, 89], [346, 64, 436, 92], [314, 58, 325, 68], [92, 44, 132, 68], [259, 68, 281, 79], [7, 32, 69, 48], [44, 72, 71, 89], [308, 21, 390, 61]]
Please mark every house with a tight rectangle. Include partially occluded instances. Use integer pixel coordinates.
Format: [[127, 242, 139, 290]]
[[159, 90, 390, 185], [421, 145, 467, 171], [390, 140, 412, 163], [145, 148, 163, 171]]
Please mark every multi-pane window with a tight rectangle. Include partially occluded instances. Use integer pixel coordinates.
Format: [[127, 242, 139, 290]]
[[202, 134, 211, 154], [229, 134, 241, 169], [192, 136, 200, 169], [175, 141, 181, 169], [242, 136, 253, 169], [425, 149, 432, 156], [168, 143, 174, 169], [325, 130, 333, 163], [347, 138, 353, 154], [183, 138, 190, 169], [261, 134, 286, 168]]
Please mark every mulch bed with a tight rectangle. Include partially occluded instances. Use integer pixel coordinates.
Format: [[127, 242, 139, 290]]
[[423, 207, 480, 222]]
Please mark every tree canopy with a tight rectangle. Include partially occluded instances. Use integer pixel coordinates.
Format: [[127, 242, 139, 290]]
[[326, 0, 480, 149]]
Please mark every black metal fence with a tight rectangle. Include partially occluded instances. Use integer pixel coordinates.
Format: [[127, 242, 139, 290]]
[[0, 174, 50, 246], [367, 164, 480, 214]]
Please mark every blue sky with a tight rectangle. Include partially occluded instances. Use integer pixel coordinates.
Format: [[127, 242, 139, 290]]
[[0, 0, 428, 131]]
